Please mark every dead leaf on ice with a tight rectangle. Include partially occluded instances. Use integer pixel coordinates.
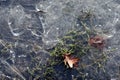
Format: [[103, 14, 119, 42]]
[[63, 53, 79, 68]]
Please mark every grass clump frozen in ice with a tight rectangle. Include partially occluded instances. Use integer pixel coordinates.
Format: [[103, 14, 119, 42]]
[[43, 11, 112, 80]]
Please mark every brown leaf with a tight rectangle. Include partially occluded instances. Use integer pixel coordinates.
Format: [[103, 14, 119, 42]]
[[88, 35, 105, 49], [63, 53, 79, 68]]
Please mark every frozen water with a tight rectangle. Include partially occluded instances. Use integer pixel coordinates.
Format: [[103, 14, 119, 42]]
[[0, 0, 120, 79], [36, 0, 77, 48]]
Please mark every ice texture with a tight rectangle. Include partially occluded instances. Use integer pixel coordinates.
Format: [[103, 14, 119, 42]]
[[0, 0, 120, 79]]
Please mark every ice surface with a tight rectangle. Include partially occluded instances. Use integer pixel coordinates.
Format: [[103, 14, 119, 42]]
[[0, 0, 120, 79]]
